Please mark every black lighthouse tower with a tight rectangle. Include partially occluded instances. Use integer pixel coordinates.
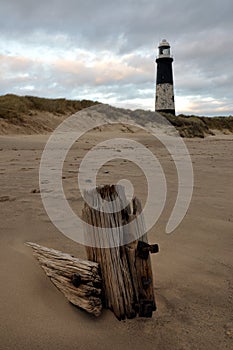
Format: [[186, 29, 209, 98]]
[[155, 39, 175, 115]]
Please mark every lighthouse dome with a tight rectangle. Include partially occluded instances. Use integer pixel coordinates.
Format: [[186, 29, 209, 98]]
[[159, 39, 170, 47]]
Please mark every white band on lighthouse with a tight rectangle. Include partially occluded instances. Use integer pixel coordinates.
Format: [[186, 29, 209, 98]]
[[155, 84, 175, 111]]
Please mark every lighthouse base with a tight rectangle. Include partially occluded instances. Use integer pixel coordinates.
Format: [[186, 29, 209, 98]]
[[155, 83, 175, 115]]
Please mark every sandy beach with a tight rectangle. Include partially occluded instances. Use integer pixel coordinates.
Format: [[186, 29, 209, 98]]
[[0, 130, 233, 350]]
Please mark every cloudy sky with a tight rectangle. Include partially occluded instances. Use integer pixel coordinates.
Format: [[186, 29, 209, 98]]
[[0, 0, 232, 115]]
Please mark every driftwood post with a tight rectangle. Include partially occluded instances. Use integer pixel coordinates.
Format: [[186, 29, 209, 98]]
[[82, 185, 158, 320]]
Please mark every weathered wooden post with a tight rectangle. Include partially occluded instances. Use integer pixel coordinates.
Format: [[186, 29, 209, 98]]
[[82, 184, 158, 320]]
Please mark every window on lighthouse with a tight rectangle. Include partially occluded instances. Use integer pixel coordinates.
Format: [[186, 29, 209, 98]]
[[159, 47, 170, 55], [162, 48, 170, 55]]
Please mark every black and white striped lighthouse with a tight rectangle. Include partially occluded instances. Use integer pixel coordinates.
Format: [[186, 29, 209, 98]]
[[155, 39, 175, 115]]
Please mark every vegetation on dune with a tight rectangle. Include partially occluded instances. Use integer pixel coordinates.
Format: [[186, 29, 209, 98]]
[[162, 113, 233, 138], [0, 94, 99, 134], [0, 94, 99, 120], [200, 116, 233, 133], [0, 94, 232, 137]]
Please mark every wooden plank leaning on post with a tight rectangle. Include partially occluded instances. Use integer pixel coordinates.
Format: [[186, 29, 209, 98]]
[[82, 184, 159, 320], [26, 242, 102, 317]]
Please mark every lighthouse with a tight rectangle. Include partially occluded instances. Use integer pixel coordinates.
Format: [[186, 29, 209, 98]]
[[155, 39, 175, 115]]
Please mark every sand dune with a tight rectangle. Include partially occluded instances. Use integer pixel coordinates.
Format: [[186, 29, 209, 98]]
[[0, 94, 233, 137]]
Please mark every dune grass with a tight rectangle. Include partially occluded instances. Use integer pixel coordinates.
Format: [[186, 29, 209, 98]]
[[0, 94, 99, 120], [163, 113, 233, 138]]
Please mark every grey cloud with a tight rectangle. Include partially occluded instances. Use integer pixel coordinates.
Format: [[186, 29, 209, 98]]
[[1, 1, 232, 52], [0, 0, 232, 115], [182, 98, 233, 117]]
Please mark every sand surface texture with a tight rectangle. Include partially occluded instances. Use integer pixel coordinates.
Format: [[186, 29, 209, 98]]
[[0, 128, 233, 350]]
